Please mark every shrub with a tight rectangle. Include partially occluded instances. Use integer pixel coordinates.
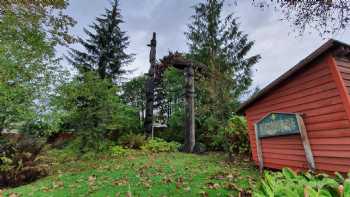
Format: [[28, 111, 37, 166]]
[[118, 133, 146, 149], [110, 146, 128, 157], [212, 115, 250, 159], [54, 72, 140, 153], [0, 136, 48, 187], [193, 143, 207, 154], [159, 108, 185, 143], [141, 138, 181, 153], [254, 168, 350, 197], [78, 134, 116, 154], [197, 114, 222, 150]]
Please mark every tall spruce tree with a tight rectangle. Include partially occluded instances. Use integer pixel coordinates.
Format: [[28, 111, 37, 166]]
[[186, 0, 260, 136], [68, 0, 133, 81]]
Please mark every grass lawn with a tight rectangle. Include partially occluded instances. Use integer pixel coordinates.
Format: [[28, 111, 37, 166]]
[[3, 151, 259, 197]]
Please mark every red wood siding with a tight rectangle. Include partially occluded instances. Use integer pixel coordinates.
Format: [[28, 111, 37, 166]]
[[336, 58, 350, 95], [245, 54, 350, 173]]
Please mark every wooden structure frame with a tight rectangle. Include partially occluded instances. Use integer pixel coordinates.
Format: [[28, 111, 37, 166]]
[[144, 33, 206, 153], [254, 112, 315, 173]]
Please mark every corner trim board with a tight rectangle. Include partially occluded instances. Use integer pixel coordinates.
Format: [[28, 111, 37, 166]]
[[327, 54, 350, 122]]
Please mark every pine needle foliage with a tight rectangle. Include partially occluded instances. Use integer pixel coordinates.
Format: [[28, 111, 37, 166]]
[[185, 0, 260, 145], [68, 0, 134, 82]]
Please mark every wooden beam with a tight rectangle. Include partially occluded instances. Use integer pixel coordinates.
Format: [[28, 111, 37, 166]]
[[296, 114, 316, 171], [254, 124, 264, 173]]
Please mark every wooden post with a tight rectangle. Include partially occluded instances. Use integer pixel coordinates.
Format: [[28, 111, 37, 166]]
[[144, 32, 156, 136], [254, 124, 264, 173], [296, 114, 316, 171], [184, 64, 195, 153]]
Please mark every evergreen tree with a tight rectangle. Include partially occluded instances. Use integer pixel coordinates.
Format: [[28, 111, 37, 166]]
[[68, 0, 133, 81], [186, 0, 260, 144]]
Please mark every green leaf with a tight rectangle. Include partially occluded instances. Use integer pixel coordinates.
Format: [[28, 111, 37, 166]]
[[276, 187, 299, 197], [261, 180, 274, 197], [305, 186, 318, 197], [344, 179, 350, 197], [319, 189, 333, 197], [282, 168, 297, 179], [335, 172, 345, 184], [322, 178, 339, 189]]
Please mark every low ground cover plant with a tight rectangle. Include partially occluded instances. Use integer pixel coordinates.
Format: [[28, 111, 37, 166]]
[[141, 138, 181, 153], [254, 168, 350, 197], [110, 145, 128, 157]]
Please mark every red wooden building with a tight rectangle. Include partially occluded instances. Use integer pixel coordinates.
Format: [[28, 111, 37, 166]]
[[238, 39, 350, 173]]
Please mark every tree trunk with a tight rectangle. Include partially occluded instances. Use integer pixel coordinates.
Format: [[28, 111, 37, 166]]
[[0, 117, 5, 136], [144, 32, 157, 136], [184, 65, 195, 153]]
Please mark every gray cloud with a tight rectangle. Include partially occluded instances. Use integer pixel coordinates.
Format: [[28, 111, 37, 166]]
[[60, 0, 350, 90]]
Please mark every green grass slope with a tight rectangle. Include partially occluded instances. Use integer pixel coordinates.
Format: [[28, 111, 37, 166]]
[[4, 151, 258, 197]]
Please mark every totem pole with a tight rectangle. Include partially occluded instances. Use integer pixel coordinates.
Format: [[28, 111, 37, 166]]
[[144, 32, 156, 136]]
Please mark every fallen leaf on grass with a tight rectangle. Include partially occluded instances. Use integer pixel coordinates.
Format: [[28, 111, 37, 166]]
[[112, 178, 129, 186], [177, 176, 184, 184], [224, 182, 239, 191], [127, 156, 136, 160], [162, 176, 173, 184], [184, 186, 191, 192], [41, 186, 50, 192], [211, 171, 229, 180], [140, 177, 152, 189], [175, 176, 185, 189], [52, 181, 64, 189], [142, 181, 152, 189], [9, 193, 19, 197], [239, 190, 252, 197], [227, 174, 234, 180], [199, 191, 208, 197], [207, 182, 220, 189], [88, 175, 96, 186]]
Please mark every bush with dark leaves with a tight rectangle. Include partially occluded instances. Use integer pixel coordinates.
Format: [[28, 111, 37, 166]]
[[118, 133, 146, 149], [0, 136, 48, 188]]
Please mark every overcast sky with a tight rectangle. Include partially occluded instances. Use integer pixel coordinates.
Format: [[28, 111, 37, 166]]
[[59, 0, 350, 90]]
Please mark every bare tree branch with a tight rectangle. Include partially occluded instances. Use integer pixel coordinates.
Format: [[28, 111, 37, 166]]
[[252, 0, 350, 36]]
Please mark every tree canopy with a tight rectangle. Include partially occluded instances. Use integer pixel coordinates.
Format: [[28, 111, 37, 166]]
[[0, 0, 76, 45], [0, 2, 69, 134]]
